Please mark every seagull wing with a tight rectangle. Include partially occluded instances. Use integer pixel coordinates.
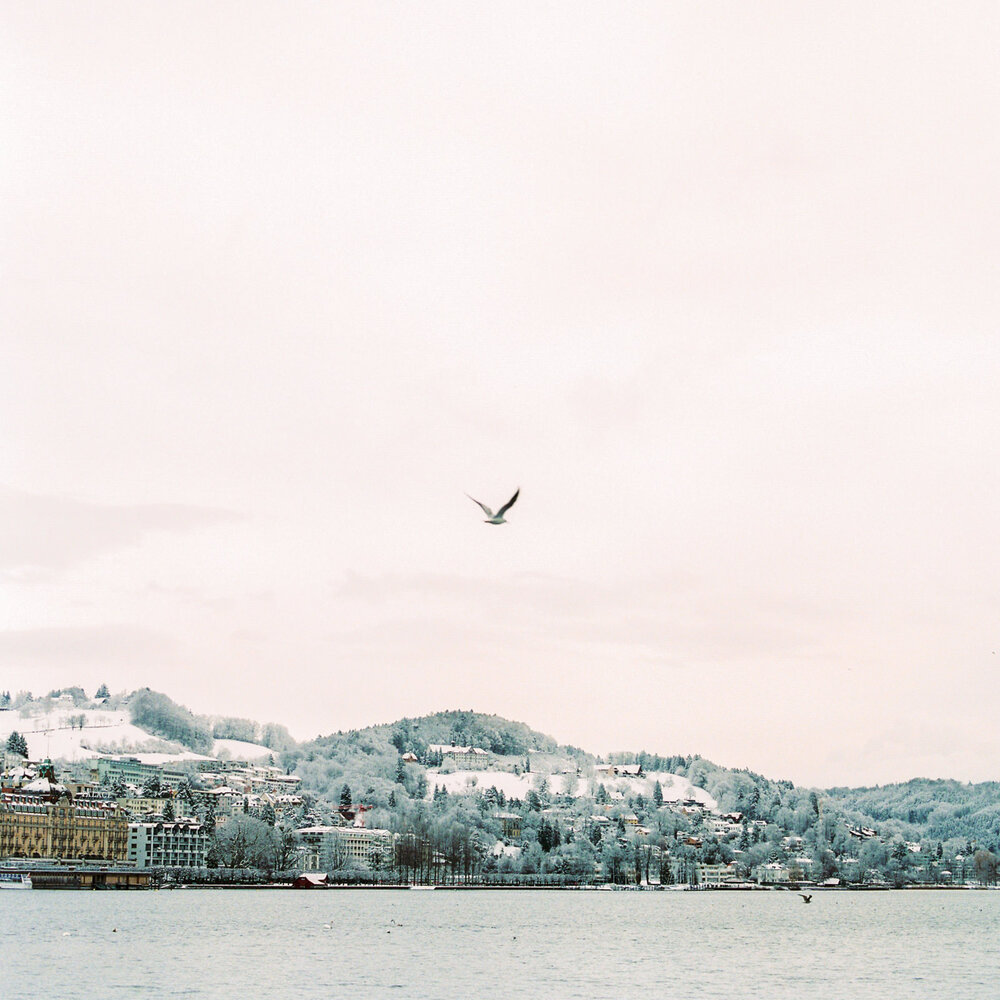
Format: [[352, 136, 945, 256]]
[[466, 494, 494, 518], [496, 488, 520, 518]]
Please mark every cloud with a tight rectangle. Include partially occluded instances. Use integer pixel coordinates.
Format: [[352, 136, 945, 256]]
[[0, 487, 243, 573]]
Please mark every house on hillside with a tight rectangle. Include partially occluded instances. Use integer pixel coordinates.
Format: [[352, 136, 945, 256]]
[[429, 744, 490, 770], [495, 812, 522, 838], [709, 816, 744, 837], [594, 763, 643, 778]]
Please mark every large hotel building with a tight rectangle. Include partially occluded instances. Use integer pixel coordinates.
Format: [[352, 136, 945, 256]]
[[0, 790, 129, 862], [0, 760, 129, 863]]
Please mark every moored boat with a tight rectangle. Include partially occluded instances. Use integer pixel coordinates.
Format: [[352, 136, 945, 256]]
[[0, 871, 33, 889]]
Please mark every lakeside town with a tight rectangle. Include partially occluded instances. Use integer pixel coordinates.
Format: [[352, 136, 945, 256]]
[[2, 687, 999, 891]]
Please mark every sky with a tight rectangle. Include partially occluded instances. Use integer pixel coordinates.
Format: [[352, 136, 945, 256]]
[[3, 3, 999, 788]]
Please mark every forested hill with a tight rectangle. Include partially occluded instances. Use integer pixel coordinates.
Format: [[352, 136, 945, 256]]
[[823, 779, 1000, 848], [283, 710, 592, 810], [8, 686, 1000, 853]]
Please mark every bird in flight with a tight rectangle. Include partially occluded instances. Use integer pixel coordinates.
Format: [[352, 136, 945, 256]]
[[799, 893, 812, 903], [466, 488, 520, 525]]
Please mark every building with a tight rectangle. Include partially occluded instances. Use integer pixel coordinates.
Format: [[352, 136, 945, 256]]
[[429, 744, 490, 770], [696, 862, 739, 886], [93, 757, 169, 788], [296, 825, 395, 872], [755, 861, 792, 884], [0, 790, 129, 862], [594, 763, 643, 778], [709, 815, 745, 838], [128, 821, 209, 869], [495, 812, 522, 839], [198, 785, 244, 819], [669, 859, 738, 886], [117, 796, 187, 821]]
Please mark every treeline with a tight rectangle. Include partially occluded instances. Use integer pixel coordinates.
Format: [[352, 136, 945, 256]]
[[3, 685, 111, 710], [318, 710, 574, 759], [210, 716, 296, 751], [128, 689, 214, 753], [287, 710, 584, 810], [124, 689, 297, 755], [825, 779, 1000, 849]]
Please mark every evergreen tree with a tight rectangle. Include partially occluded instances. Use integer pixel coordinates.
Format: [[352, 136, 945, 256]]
[[163, 798, 176, 821], [5, 731, 29, 757], [653, 780, 664, 808], [538, 819, 553, 852], [340, 783, 352, 808], [261, 802, 276, 827], [95, 684, 110, 700], [179, 778, 196, 812], [660, 853, 672, 884], [0, 691, 11, 708]]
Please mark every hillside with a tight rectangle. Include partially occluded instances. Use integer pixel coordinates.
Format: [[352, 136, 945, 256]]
[[824, 779, 1000, 848], [5, 687, 1000, 863], [0, 689, 283, 764], [283, 709, 591, 810]]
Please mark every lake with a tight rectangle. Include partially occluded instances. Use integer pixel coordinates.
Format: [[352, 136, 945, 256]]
[[2, 888, 998, 999]]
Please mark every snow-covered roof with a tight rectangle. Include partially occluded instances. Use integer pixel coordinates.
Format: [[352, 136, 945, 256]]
[[23, 777, 66, 794]]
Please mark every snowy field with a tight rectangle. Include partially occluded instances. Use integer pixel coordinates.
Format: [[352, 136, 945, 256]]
[[426, 768, 717, 811], [0, 706, 271, 764], [212, 738, 275, 761]]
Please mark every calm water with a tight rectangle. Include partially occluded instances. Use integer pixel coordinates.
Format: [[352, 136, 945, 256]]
[[2, 888, 998, 999]]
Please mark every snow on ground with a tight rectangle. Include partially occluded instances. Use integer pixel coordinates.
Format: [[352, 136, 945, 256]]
[[0, 706, 203, 763], [605, 772, 717, 811], [426, 768, 717, 811], [0, 706, 276, 764], [212, 738, 275, 761], [428, 770, 537, 801]]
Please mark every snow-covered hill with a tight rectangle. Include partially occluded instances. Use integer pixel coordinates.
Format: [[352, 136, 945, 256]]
[[427, 768, 717, 811], [0, 706, 272, 764]]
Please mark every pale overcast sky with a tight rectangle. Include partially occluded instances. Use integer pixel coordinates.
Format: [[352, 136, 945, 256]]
[[3, 3, 999, 787]]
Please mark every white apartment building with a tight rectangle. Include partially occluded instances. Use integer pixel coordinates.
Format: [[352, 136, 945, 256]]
[[296, 825, 395, 871], [129, 821, 209, 869]]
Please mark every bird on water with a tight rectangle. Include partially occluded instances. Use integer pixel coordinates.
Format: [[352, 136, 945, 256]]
[[466, 488, 520, 525]]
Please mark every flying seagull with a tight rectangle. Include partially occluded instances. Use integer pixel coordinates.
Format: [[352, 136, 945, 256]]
[[466, 488, 520, 525], [799, 893, 812, 903]]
